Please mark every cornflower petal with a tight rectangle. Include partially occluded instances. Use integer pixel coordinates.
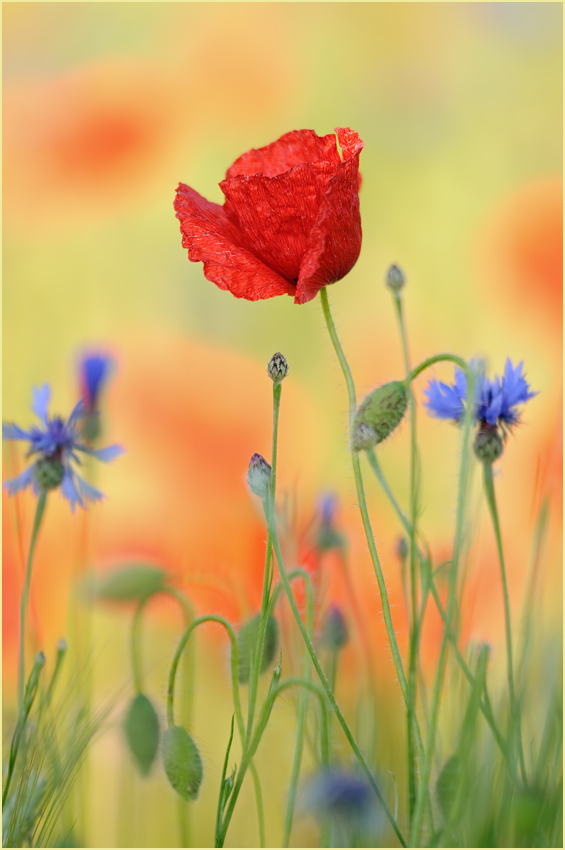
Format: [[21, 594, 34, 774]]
[[76, 474, 104, 504], [78, 444, 125, 462], [2, 423, 32, 441], [32, 384, 51, 426], [67, 398, 87, 428], [3, 465, 36, 496], [61, 470, 84, 512], [423, 378, 465, 421]]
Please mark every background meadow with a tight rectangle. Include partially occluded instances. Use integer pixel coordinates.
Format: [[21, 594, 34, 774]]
[[3, 3, 562, 847]]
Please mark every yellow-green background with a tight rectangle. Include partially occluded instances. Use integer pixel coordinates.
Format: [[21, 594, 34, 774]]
[[3, 3, 562, 847]]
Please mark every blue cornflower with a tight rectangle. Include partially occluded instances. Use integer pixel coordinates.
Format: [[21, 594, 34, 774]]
[[2, 384, 124, 511], [424, 359, 536, 432], [80, 352, 113, 413], [300, 769, 384, 843]]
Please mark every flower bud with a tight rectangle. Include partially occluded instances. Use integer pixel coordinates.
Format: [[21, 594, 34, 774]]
[[34, 457, 65, 491], [247, 453, 271, 499], [352, 381, 408, 451], [320, 606, 348, 652], [267, 352, 289, 384], [124, 693, 160, 776], [90, 564, 167, 603], [162, 726, 203, 801], [385, 264, 406, 293], [395, 537, 409, 561], [473, 423, 504, 464], [236, 614, 279, 684]]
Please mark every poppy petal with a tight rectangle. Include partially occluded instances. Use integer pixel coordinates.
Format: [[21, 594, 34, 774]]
[[221, 163, 334, 283], [226, 129, 341, 179], [295, 156, 362, 304], [174, 183, 294, 301]]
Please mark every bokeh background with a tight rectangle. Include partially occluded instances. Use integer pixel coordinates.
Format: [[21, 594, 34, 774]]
[[3, 3, 562, 847]]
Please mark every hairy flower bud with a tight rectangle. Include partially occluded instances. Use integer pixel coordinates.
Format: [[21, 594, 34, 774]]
[[124, 693, 160, 776], [91, 564, 167, 603], [236, 614, 280, 684], [352, 381, 408, 451], [247, 453, 271, 499], [162, 726, 203, 801], [267, 352, 289, 384], [385, 264, 406, 293], [34, 457, 65, 491], [473, 423, 504, 464]]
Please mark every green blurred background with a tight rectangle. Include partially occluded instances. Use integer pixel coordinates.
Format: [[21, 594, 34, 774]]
[[3, 3, 562, 846]]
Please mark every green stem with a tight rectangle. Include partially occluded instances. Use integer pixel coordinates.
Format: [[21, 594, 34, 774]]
[[319, 288, 428, 786], [409, 353, 469, 384], [217, 677, 331, 848], [283, 570, 315, 847], [265, 498, 406, 847], [246, 381, 281, 750], [482, 462, 527, 785], [368, 447, 517, 780], [409, 366, 475, 845], [392, 291, 419, 820], [18, 490, 47, 714]]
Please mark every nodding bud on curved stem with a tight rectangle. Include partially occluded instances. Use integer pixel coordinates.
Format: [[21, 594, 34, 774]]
[[351, 381, 408, 452]]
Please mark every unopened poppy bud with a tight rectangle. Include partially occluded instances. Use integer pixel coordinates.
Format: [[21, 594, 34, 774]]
[[34, 457, 65, 491], [247, 453, 271, 499], [124, 693, 160, 777], [162, 726, 203, 801], [236, 614, 279, 684], [91, 564, 167, 603], [320, 606, 348, 652], [267, 352, 289, 384], [352, 381, 408, 451], [473, 423, 504, 464], [385, 264, 406, 293]]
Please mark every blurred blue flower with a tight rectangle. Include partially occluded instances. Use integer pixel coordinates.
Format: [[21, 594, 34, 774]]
[[302, 769, 372, 819], [80, 352, 114, 413], [2, 384, 124, 511], [423, 359, 536, 431]]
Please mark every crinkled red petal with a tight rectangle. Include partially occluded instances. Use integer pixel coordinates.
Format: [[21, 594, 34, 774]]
[[174, 183, 294, 301], [221, 162, 336, 283], [295, 149, 363, 305], [226, 129, 341, 179]]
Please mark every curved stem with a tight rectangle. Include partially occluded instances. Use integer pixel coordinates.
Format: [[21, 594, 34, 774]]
[[319, 288, 428, 775], [265, 498, 406, 847], [409, 353, 469, 384], [409, 367, 475, 845], [483, 462, 527, 785], [18, 490, 47, 713], [217, 677, 331, 848]]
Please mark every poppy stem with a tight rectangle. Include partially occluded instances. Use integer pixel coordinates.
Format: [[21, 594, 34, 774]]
[[18, 490, 47, 714]]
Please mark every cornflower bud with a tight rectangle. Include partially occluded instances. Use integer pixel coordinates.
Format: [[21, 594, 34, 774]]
[[395, 537, 409, 561], [385, 264, 406, 293], [473, 422, 504, 464], [320, 605, 348, 652], [34, 457, 65, 491], [352, 381, 408, 452], [247, 453, 271, 499], [267, 352, 289, 384]]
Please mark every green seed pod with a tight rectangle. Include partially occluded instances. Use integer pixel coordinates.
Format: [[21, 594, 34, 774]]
[[34, 458, 65, 490], [436, 754, 460, 821], [92, 564, 167, 602], [124, 693, 160, 776], [352, 381, 408, 451], [162, 726, 203, 801], [236, 614, 279, 684], [473, 423, 504, 464]]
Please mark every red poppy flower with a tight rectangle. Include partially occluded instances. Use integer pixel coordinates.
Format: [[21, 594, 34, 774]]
[[174, 127, 364, 305]]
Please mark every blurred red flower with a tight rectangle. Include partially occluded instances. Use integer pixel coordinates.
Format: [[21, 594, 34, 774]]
[[174, 127, 364, 305]]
